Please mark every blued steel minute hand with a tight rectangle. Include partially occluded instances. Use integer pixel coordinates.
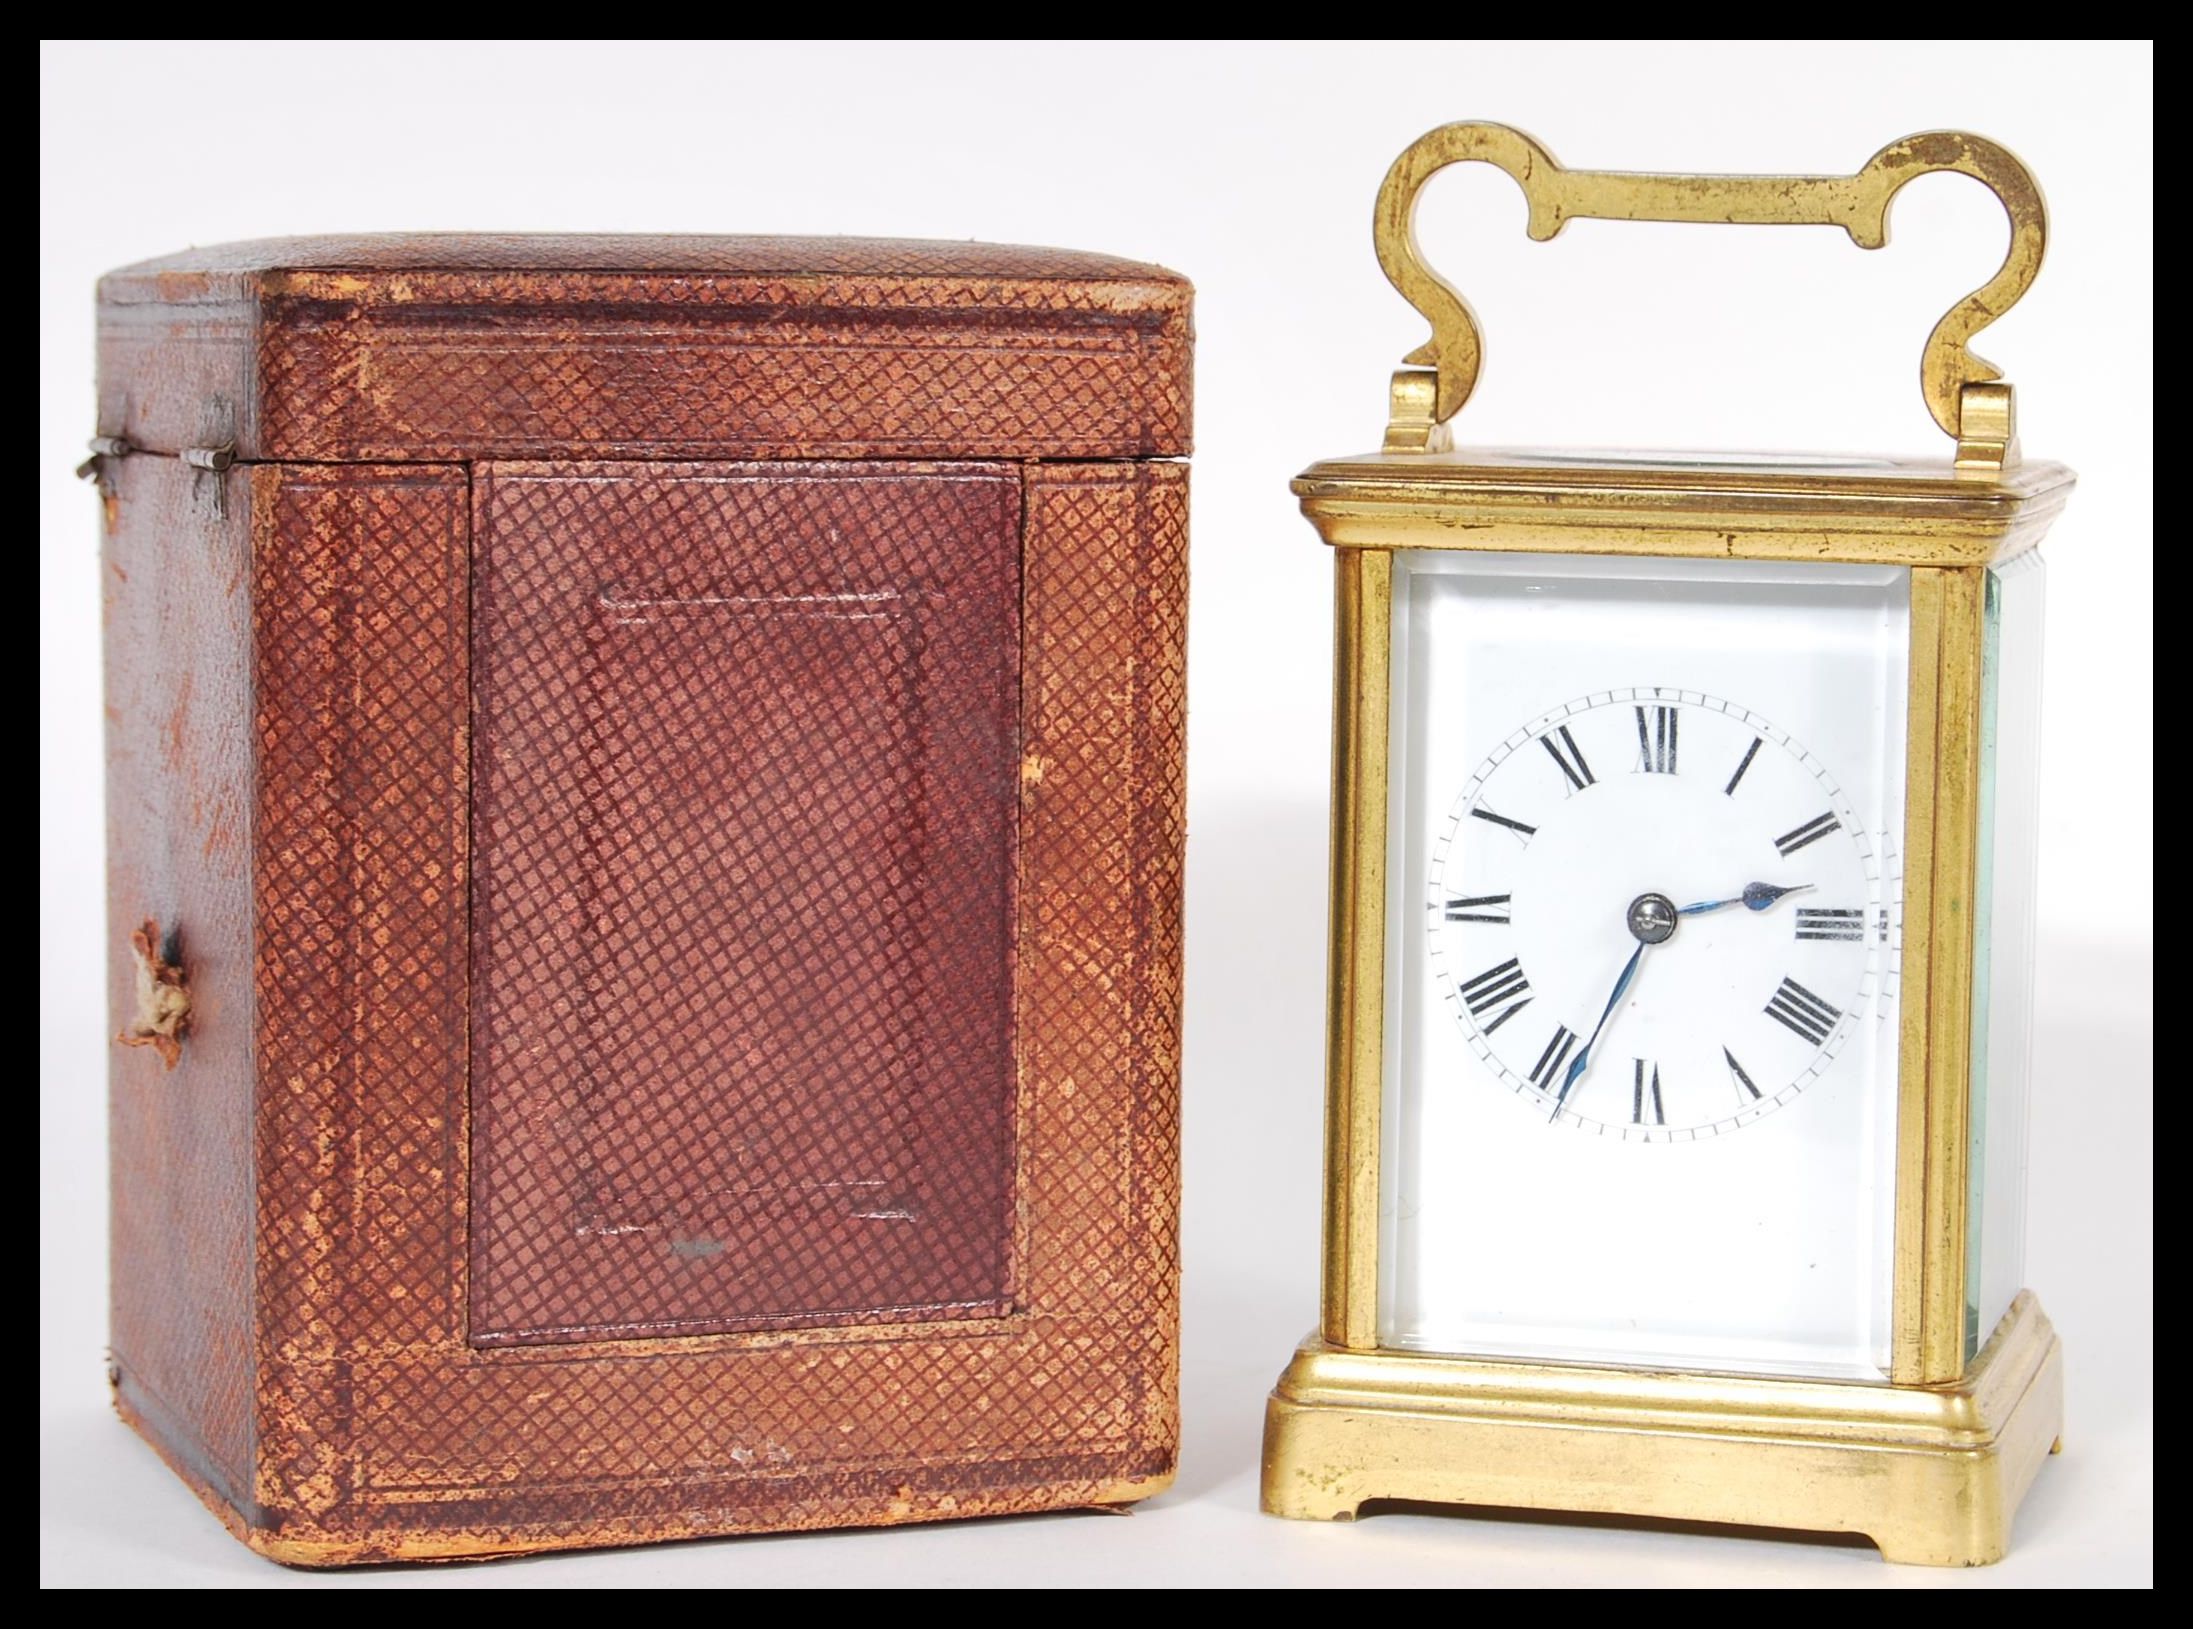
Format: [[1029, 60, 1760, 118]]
[[1551, 942, 1647, 1119], [1678, 880, 1815, 917]]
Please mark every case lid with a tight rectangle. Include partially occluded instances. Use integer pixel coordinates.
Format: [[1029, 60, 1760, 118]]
[[97, 235, 1192, 463]]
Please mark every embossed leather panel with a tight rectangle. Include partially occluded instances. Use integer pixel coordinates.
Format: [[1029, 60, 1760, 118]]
[[470, 463, 1021, 1344]]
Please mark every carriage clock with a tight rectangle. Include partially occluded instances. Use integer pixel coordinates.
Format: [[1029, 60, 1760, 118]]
[[1260, 124, 2071, 1565]]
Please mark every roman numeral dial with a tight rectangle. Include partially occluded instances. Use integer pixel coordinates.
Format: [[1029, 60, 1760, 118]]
[[1530, 1026, 1581, 1093], [1635, 706, 1678, 774], [1765, 977, 1842, 1046], [1430, 688, 1877, 1140], [1540, 726, 1595, 793], [1724, 736, 1762, 796], [1795, 907, 1864, 942], [1457, 959, 1533, 1034], [1470, 805, 1536, 841], [1774, 812, 1841, 857], [1442, 894, 1511, 924], [1723, 1047, 1762, 1104]]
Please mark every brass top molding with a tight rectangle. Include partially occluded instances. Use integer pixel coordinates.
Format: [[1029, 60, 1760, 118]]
[[1373, 123, 2047, 457]]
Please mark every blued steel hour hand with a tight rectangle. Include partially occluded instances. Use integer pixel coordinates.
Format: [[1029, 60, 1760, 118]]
[[1678, 880, 1815, 917]]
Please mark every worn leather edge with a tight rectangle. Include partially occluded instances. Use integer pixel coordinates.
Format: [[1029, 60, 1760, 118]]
[[103, 454, 260, 1501], [113, 1365, 268, 1544], [234, 1466, 1180, 1568], [97, 234, 1192, 286], [215, 454, 1186, 1563], [96, 259, 1192, 463], [247, 462, 475, 1543], [1019, 460, 1189, 1481]]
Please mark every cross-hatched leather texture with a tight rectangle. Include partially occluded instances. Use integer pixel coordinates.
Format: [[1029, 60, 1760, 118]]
[[100, 236, 1188, 1565], [104, 455, 257, 1518], [470, 463, 1021, 1345], [96, 235, 1192, 465]]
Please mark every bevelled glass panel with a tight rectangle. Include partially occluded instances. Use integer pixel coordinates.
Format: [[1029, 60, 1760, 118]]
[[1380, 551, 1910, 1379], [1967, 551, 2047, 1358]]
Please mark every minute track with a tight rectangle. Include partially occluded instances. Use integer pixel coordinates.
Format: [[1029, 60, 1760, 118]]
[[1430, 687, 1879, 1141]]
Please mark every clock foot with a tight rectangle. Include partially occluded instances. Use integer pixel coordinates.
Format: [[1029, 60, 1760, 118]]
[[1257, 1294, 2064, 1564], [1869, 1529, 2009, 1568], [1268, 1497, 1361, 1523]]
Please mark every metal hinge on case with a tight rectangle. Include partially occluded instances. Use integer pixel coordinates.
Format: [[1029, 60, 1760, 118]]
[[74, 434, 131, 482], [183, 442, 236, 516]]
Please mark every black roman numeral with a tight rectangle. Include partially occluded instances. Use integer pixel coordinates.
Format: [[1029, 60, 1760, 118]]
[[1470, 805, 1538, 841], [1530, 1025, 1581, 1092], [1774, 811, 1841, 857], [1443, 894, 1512, 924], [1724, 736, 1762, 796], [1540, 725, 1595, 793], [1458, 958, 1532, 1034], [1795, 907, 1865, 942], [1634, 705, 1678, 774], [1632, 1058, 1664, 1125], [1765, 977, 1842, 1046], [1724, 1046, 1762, 1103]]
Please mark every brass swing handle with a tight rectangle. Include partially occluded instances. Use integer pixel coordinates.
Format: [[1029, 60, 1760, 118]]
[[1373, 123, 2046, 464]]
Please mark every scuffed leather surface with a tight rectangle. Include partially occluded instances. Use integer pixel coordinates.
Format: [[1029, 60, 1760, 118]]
[[186, 457, 1190, 1563], [249, 465, 473, 1536], [470, 463, 1021, 1345], [103, 233, 1184, 280], [104, 455, 257, 1513], [101, 235, 1189, 1563], [96, 235, 1192, 464]]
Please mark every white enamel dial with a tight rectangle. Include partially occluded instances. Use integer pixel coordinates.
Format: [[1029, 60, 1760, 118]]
[[1429, 689, 1881, 1143], [1382, 550, 1910, 1379]]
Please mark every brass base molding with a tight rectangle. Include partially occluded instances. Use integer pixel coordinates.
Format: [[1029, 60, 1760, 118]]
[[1260, 1292, 2061, 1567]]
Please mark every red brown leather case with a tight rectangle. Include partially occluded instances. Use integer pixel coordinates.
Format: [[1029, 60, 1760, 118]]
[[96, 236, 1189, 1564]]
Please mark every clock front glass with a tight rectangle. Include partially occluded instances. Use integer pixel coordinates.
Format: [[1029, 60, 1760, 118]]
[[1384, 551, 1909, 1378]]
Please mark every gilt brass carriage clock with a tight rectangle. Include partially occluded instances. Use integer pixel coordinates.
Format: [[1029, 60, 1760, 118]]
[[1260, 125, 2070, 1565]]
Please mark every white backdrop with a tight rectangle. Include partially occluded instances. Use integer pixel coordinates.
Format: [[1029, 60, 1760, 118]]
[[39, 40, 2152, 1588]]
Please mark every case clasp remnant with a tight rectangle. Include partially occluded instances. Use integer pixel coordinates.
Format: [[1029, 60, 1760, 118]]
[[117, 918, 191, 1071]]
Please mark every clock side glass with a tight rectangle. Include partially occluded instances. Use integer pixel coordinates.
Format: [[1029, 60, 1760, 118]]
[[1382, 552, 1910, 1378], [1967, 551, 2047, 1359]]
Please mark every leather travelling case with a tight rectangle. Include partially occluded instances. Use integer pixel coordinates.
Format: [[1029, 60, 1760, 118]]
[[94, 235, 1190, 1563]]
